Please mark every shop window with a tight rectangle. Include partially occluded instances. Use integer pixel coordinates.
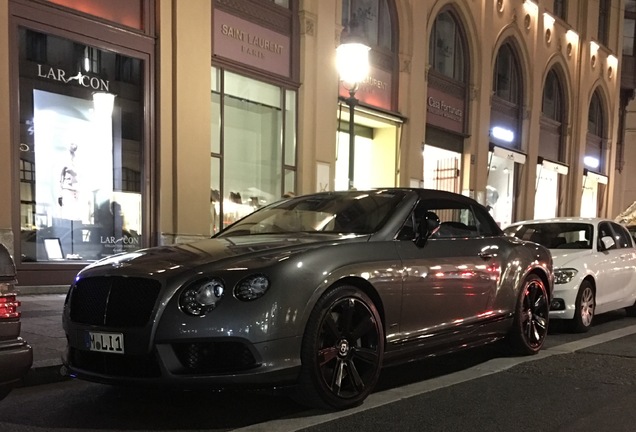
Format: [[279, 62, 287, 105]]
[[116, 55, 139, 84], [210, 67, 297, 233], [423, 145, 461, 194], [18, 28, 144, 262], [487, 146, 526, 229], [429, 10, 466, 82], [537, 69, 567, 219]]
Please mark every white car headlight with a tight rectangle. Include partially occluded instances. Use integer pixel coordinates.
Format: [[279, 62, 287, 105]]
[[179, 278, 225, 316], [235, 275, 270, 301], [554, 268, 578, 284]]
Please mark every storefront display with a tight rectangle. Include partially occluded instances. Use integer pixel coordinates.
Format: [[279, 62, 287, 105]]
[[487, 146, 526, 228], [534, 158, 568, 219], [581, 170, 608, 217], [210, 68, 297, 233], [18, 28, 143, 262]]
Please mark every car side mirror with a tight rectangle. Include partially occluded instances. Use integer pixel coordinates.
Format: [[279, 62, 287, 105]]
[[413, 214, 440, 248], [599, 236, 615, 251]]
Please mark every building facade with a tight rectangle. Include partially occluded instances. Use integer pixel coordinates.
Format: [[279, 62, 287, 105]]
[[0, 0, 625, 285]]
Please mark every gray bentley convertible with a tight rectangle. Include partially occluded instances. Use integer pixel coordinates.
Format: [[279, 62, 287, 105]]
[[62, 188, 553, 410]]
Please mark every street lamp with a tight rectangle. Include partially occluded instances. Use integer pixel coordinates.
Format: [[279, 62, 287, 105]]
[[336, 36, 370, 190]]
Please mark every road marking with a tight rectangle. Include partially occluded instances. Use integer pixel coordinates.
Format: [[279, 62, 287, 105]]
[[231, 324, 636, 432]]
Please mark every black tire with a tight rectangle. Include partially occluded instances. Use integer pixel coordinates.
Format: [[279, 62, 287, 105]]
[[571, 281, 595, 333], [294, 285, 384, 410], [509, 274, 549, 355], [0, 385, 12, 401], [626, 301, 636, 317]]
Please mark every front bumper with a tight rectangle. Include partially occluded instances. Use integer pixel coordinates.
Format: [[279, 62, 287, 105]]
[[63, 330, 302, 389], [0, 338, 33, 387], [548, 282, 580, 320]]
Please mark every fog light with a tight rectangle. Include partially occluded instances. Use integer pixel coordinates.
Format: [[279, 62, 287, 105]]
[[550, 298, 565, 310]]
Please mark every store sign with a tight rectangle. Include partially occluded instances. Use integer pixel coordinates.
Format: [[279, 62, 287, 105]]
[[338, 66, 392, 110], [37, 64, 110, 92], [426, 87, 465, 134], [214, 10, 291, 78]]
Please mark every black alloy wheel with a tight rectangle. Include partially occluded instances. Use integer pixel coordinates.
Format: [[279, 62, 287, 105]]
[[510, 274, 549, 355], [295, 285, 384, 410]]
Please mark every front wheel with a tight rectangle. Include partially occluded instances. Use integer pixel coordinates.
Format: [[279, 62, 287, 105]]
[[571, 281, 595, 333], [509, 274, 549, 355], [294, 285, 384, 410]]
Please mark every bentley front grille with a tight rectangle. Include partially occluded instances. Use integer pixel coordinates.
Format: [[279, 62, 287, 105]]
[[70, 276, 161, 327]]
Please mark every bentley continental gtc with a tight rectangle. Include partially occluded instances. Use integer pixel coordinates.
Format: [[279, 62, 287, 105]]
[[62, 189, 553, 410]]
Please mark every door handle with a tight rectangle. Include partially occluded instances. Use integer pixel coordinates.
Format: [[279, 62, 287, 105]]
[[478, 251, 494, 260]]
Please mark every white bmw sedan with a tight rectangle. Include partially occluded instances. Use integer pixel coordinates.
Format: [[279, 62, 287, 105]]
[[505, 217, 636, 332]]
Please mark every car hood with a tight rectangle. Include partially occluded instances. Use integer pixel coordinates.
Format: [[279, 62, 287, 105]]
[[80, 233, 364, 276], [549, 249, 592, 268]]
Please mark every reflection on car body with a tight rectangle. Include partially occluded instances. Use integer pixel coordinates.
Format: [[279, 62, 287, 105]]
[[21, 224, 140, 262], [505, 217, 636, 332], [63, 189, 553, 410]]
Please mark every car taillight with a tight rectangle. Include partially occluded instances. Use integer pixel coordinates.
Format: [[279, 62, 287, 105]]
[[0, 294, 20, 319]]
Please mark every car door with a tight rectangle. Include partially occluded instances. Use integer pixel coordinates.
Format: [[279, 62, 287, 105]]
[[395, 200, 503, 344], [609, 222, 636, 307], [594, 221, 633, 312]]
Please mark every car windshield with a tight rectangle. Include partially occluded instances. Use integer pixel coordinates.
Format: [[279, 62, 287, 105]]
[[504, 222, 594, 250], [217, 190, 407, 236]]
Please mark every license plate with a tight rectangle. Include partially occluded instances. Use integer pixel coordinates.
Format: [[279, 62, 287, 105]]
[[85, 331, 125, 354]]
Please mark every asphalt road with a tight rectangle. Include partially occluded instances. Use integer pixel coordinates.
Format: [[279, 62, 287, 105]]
[[1, 311, 635, 432]]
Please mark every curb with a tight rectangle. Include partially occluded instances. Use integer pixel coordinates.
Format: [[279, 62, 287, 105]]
[[17, 285, 69, 296]]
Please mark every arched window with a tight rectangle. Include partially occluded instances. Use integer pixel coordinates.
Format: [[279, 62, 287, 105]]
[[429, 10, 466, 82], [542, 70, 563, 122], [341, 0, 392, 51], [493, 44, 521, 104], [585, 89, 606, 174], [588, 91, 604, 136]]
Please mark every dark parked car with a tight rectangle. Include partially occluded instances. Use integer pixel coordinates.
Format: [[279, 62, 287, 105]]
[[0, 243, 33, 400], [62, 189, 553, 410]]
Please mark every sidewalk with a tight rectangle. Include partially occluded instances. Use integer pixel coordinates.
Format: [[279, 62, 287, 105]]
[[17, 286, 70, 387]]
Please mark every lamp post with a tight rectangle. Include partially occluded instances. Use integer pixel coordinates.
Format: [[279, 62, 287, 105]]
[[336, 38, 370, 190]]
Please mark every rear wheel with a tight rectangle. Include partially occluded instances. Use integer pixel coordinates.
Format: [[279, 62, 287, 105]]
[[294, 285, 384, 410], [571, 281, 595, 333], [509, 274, 549, 355]]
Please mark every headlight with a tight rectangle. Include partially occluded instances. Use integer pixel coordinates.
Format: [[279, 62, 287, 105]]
[[179, 278, 225, 316], [235, 275, 270, 301], [554, 268, 578, 284]]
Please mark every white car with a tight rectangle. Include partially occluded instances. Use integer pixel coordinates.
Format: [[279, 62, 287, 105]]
[[505, 217, 636, 332]]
